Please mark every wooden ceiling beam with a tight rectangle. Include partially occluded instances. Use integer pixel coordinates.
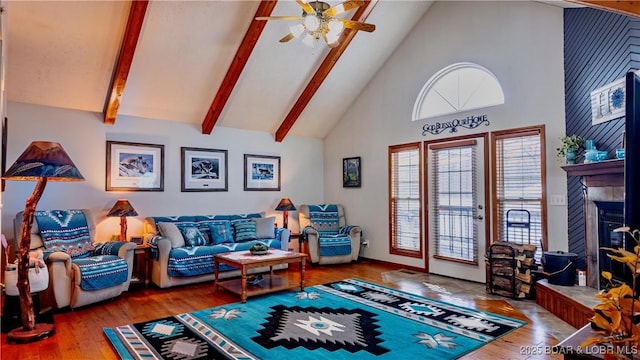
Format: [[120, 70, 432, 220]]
[[103, 0, 149, 125], [274, 0, 379, 143], [567, 1, 640, 18], [201, 0, 278, 135]]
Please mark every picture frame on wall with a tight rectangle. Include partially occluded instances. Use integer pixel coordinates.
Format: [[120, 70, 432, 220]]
[[106, 141, 164, 191], [181, 147, 228, 192], [244, 154, 281, 191], [343, 156, 361, 188]]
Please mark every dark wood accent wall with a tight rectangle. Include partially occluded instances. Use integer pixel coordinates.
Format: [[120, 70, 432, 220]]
[[564, 8, 639, 268]]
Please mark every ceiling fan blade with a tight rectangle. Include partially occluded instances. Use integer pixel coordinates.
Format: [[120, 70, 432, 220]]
[[296, 0, 316, 15], [324, 0, 365, 17], [255, 16, 304, 21], [339, 19, 375, 32], [279, 33, 296, 43]]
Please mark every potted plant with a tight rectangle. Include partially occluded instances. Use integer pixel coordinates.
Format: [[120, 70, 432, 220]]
[[557, 135, 585, 164], [582, 226, 640, 359]]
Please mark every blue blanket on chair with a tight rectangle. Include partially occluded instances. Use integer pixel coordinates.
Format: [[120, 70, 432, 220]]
[[308, 204, 341, 235], [72, 255, 129, 291], [35, 210, 94, 258], [307, 205, 352, 256]]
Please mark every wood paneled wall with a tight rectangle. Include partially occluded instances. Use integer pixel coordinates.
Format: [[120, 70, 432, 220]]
[[564, 8, 640, 268]]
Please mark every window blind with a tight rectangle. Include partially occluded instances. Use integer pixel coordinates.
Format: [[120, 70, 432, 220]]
[[494, 129, 545, 260], [389, 143, 422, 257]]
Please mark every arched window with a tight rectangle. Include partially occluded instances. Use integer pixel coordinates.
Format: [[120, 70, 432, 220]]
[[412, 62, 504, 121]]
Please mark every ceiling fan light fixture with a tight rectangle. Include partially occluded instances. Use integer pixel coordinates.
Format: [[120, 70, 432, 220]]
[[304, 15, 320, 32], [328, 19, 344, 35], [289, 23, 306, 38], [302, 33, 317, 48]]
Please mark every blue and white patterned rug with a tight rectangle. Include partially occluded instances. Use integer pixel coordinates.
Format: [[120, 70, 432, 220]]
[[104, 278, 525, 359]]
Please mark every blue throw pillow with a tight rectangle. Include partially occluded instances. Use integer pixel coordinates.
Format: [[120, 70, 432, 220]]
[[208, 221, 234, 245], [234, 221, 257, 242], [178, 226, 207, 247]]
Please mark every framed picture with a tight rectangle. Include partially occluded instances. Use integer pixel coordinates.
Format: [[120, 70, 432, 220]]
[[106, 141, 164, 191], [130, 236, 144, 245], [343, 156, 361, 188], [181, 147, 228, 192], [244, 154, 281, 191]]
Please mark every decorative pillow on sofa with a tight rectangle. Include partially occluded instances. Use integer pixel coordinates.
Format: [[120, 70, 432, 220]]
[[157, 222, 186, 248], [208, 221, 234, 245], [233, 221, 257, 242], [253, 217, 275, 239], [178, 226, 207, 247]]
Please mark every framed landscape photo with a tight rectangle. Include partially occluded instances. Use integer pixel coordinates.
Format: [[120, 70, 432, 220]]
[[181, 147, 228, 192], [244, 154, 280, 191], [343, 156, 361, 188], [106, 141, 164, 191]]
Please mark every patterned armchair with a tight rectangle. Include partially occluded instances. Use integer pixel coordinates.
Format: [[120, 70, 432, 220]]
[[13, 209, 136, 309], [298, 204, 362, 264]]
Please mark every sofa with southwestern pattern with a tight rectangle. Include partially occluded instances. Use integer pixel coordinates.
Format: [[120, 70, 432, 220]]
[[299, 204, 362, 265], [143, 212, 290, 288], [13, 209, 136, 309]]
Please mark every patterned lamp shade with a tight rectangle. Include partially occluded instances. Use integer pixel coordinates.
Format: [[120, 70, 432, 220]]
[[107, 199, 138, 217], [3, 141, 84, 181], [275, 197, 296, 211]]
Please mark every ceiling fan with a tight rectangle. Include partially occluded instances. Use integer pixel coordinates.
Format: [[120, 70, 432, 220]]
[[256, 0, 375, 48]]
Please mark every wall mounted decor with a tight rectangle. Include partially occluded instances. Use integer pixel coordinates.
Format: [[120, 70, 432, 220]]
[[343, 156, 361, 188], [591, 76, 627, 125], [422, 114, 489, 136], [244, 154, 280, 191], [106, 141, 164, 191], [181, 147, 228, 192]]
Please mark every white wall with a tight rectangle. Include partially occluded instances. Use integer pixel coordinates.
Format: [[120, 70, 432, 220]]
[[324, 1, 568, 268], [2, 101, 324, 244]]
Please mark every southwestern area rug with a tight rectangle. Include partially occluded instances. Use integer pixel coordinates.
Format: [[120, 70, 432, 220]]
[[104, 278, 525, 359]]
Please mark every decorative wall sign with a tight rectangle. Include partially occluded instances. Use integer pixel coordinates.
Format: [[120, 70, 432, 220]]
[[590, 77, 626, 125], [422, 114, 489, 136]]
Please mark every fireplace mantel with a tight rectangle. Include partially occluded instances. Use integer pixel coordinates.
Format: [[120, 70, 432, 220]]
[[561, 158, 624, 187]]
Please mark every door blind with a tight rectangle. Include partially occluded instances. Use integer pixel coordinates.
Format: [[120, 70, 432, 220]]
[[431, 141, 478, 262]]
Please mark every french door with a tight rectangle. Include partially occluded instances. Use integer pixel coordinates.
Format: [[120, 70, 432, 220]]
[[426, 135, 489, 283]]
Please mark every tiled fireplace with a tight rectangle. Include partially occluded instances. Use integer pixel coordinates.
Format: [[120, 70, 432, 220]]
[[562, 159, 624, 289]]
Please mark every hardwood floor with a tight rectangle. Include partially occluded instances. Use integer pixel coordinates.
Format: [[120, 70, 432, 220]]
[[1, 260, 564, 359]]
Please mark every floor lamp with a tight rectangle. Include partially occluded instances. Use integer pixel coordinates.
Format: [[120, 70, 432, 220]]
[[3, 141, 84, 343]]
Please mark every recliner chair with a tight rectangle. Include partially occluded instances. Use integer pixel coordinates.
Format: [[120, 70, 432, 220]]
[[13, 209, 136, 309], [298, 204, 361, 264]]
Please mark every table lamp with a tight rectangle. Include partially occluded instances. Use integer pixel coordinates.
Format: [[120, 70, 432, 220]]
[[107, 199, 138, 241], [2, 141, 84, 343], [275, 197, 296, 229]]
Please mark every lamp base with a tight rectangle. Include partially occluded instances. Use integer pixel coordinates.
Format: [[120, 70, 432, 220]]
[[7, 322, 55, 343]]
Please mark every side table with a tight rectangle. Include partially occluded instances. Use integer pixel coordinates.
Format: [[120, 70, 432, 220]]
[[131, 244, 151, 287], [290, 232, 304, 253]]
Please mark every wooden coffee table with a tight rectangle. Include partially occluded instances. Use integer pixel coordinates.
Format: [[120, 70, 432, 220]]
[[214, 249, 306, 303]]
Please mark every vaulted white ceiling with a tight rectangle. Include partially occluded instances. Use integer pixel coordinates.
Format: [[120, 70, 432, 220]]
[[4, 0, 434, 140]]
